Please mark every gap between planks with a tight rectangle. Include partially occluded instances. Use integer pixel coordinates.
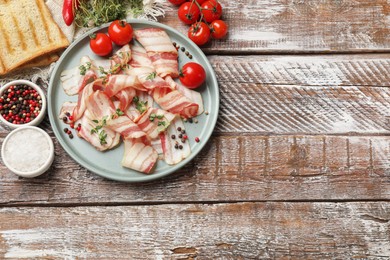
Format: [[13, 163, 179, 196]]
[[2, 199, 390, 208]]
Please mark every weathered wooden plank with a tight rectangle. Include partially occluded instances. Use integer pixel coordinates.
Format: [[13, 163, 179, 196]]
[[2, 54, 390, 134], [1, 134, 390, 204], [161, 0, 390, 53], [0, 202, 389, 258]]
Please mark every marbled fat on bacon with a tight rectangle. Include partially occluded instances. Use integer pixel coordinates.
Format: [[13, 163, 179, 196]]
[[115, 88, 136, 111], [104, 74, 144, 97], [134, 28, 177, 54], [136, 107, 177, 139], [110, 44, 131, 74], [122, 138, 158, 174], [160, 117, 190, 165], [61, 56, 97, 96], [76, 110, 120, 151], [134, 29, 179, 78], [149, 52, 179, 78], [165, 76, 204, 115], [152, 87, 199, 118], [130, 44, 154, 68]]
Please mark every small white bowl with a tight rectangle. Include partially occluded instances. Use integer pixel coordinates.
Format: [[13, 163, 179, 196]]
[[0, 80, 47, 128], [1, 126, 54, 177]]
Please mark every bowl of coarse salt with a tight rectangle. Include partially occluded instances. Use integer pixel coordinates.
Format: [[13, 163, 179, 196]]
[[1, 126, 54, 177]]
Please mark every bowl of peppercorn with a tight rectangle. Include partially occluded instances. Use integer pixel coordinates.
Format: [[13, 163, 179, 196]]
[[0, 80, 47, 128]]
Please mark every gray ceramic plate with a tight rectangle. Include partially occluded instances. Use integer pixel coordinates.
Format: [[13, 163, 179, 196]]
[[48, 20, 219, 182]]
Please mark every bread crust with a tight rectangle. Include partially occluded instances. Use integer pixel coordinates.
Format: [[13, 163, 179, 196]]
[[0, 0, 69, 76]]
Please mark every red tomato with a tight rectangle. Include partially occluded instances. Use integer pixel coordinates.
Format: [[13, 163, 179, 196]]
[[210, 20, 228, 39], [108, 20, 133, 46], [201, 0, 222, 23], [178, 2, 200, 25], [188, 22, 210, 46], [179, 62, 206, 89], [195, 0, 208, 4], [168, 0, 186, 4], [89, 33, 113, 56]]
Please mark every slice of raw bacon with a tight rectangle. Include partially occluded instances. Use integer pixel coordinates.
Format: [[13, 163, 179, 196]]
[[152, 87, 198, 118], [165, 76, 204, 115], [130, 44, 154, 68], [110, 44, 131, 74], [76, 110, 120, 151], [104, 74, 144, 97], [160, 117, 190, 165], [86, 91, 146, 140], [122, 138, 158, 174], [115, 88, 136, 112], [71, 81, 98, 123], [61, 56, 97, 96], [133, 29, 179, 78], [133, 28, 177, 53], [136, 107, 177, 139]]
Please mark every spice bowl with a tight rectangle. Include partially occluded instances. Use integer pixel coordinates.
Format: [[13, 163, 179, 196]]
[[1, 126, 54, 177], [0, 80, 47, 128]]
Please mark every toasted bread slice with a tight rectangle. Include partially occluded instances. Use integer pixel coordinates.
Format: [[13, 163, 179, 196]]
[[19, 52, 60, 70], [0, 0, 69, 76]]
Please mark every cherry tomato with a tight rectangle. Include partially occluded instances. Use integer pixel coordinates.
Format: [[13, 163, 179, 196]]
[[194, 0, 208, 4], [178, 2, 201, 25], [168, 0, 186, 4], [179, 62, 206, 89], [89, 33, 113, 56], [188, 22, 210, 46], [108, 20, 133, 46], [210, 20, 228, 39], [201, 0, 222, 23]]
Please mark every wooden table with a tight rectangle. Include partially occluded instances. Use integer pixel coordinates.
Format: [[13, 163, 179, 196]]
[[1, 0, 390, 258]]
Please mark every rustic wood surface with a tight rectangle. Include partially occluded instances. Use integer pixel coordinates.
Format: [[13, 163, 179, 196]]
[[1, 203, 390, 259], [1, 0, 390, 258]]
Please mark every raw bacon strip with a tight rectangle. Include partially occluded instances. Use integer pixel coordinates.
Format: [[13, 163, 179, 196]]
[[107, 116, 146, 140], [125, 90, 153, 121], [152, 88, 199, 118], [71, 82, 96, 122], [149, 52, 179, 78], [165, 76, 204, 115], [86, 90, 116, 119], [110, 44, 131, 73], [122, 138, 158, 174], [86, 91, 146, 140], [61, 56, 97, 96], [76, 110, 120, 151], [136, 107, 177, 139], [133, 29, 179, 78], [130, 44, 154, 68], [59, 101, 76, 119], [134, 28, 177, 54], [104, 74, 144, 97], [160, 117, 190, 165], [115, 88, 136, 112]]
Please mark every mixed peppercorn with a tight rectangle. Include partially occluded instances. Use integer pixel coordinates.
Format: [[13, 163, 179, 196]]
[[0, 84, 42, 125]]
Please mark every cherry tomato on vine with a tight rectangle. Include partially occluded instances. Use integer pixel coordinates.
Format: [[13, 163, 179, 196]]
[[89, 33, 113, 56], [179, 62, 206, 89], [188, 22, 210, 46], [108, 20, 133, 46], [178, 2, 201, 25], [201, 0, 222, 23], [210, 20, 228, 39], [194, 0, 208, 4], [168, 0, 186, 4]]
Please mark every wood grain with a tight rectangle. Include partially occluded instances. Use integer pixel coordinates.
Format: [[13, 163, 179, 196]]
[[161, 0, 390, 53], [1, 134, 390, 204], [0, 202, 389, 258]]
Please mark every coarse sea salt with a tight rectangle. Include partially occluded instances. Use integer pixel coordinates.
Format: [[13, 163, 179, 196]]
[[2, 127, 54, 176]]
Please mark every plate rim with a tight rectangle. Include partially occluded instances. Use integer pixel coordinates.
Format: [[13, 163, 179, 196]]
[[48, 19, 219, 182]]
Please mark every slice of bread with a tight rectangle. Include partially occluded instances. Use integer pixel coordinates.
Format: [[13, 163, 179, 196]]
[[19, 52, 60, 70], [0, 0, 69, 76]]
